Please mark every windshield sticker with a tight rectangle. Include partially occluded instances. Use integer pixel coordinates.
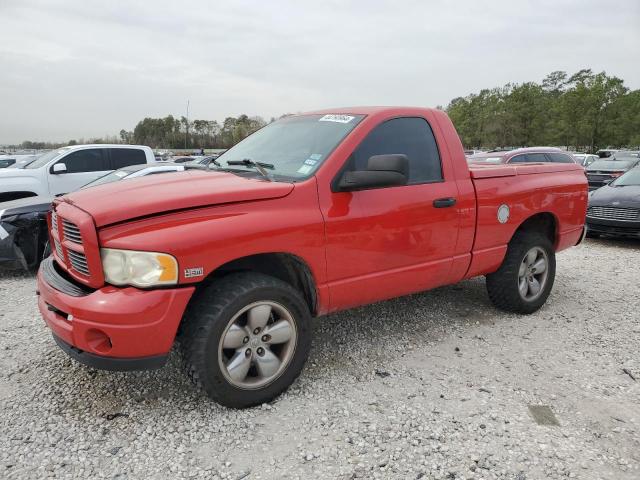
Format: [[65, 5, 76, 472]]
[[297, 164, 314, 175], [309, 153, 322, 160], [304, 159, 318, 166], [319, 114, 355, 124]]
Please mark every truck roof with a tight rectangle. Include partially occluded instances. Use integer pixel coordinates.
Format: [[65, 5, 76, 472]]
[[302, 106, 437, 116]]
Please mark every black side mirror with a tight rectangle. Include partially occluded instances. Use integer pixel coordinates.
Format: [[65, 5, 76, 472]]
[[335, 154, 409, 192]]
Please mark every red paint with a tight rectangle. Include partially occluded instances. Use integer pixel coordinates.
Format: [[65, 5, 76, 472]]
[[37, 107, 587, 360]]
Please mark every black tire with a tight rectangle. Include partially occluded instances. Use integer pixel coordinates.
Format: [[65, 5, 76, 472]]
[[178, 272, 312, 408], [486, 231, 556, 314]]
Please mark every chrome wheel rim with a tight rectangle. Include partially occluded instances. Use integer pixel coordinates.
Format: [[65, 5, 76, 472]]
[[518, 246, 549, 301], [218, 301, 297, 390]]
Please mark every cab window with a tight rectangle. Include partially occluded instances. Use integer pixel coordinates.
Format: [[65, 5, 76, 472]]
[[110, 148, 146, 169], [349, 117, 443, 184]]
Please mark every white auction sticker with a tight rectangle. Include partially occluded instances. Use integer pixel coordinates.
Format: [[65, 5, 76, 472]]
[[0, 209, 7, 240], [319, 114, 355, 123], [297, 164, 314, 175]]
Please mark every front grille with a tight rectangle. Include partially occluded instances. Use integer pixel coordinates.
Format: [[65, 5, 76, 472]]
[[67, 249, 90, 276], [54, 238, 64, 259], [588, 206, 640, 221], [62, 219, 82, 244], [49, 205, 100, 286]]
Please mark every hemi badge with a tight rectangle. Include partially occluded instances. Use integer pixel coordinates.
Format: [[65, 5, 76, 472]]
[[184, 267, 204, 278]]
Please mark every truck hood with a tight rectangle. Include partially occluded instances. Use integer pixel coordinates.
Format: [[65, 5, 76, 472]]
[[61, 170, 295, 227]]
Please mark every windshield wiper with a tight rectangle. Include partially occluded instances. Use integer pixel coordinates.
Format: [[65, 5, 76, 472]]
[[226, 159, 274, 181]]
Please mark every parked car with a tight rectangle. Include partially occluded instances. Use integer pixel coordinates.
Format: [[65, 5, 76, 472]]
[[572, 153, 599, 168], [609, 150, 639, 160], [467, 147, 576, 164], [0, 158, 16, 168], [0, 145, 155, 203], [586, 167, 640, 238], [596, 149, 619, 158], [36, 107, 587, 408], [8, 154, 41, 169], [187, 155, 221, 167], [170, 156, 197, 164], [0, 163, 195, 272], [464, 149, 485, 157], [585, 158, 640, 190]]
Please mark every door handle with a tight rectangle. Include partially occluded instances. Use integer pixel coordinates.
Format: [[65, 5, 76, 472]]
[[433, 197, 457, 208]]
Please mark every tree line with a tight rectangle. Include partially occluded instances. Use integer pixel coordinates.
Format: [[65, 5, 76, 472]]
[[12, 114, 269, 151], [120, 114, 268, 150], [446, 69, 640, 151]]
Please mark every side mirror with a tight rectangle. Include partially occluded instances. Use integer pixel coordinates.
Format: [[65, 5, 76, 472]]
[[335, 154, 409, 192], [52, 163, 67, 174]]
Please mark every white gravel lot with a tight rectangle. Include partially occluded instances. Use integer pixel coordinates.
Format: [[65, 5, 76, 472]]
[[0, 238, 639, 480]]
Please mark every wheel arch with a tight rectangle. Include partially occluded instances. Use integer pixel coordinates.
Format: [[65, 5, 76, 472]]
[[511, 212, 558, 249], [194, 252, 318, 316], [0, 191, 38, 203]]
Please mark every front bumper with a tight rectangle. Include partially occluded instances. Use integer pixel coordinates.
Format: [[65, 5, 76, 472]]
[[586, 217, 640, 238], [37, 258, 195, 370]]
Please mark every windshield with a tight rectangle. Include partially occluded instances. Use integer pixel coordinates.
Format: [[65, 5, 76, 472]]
[[25, 149, 70, 169], [611, 152, 639, 160], [612, 168, 640, 186], [216, 114, 365, 180], [81, 169, 132, 188], [588, 160, 636, 170]]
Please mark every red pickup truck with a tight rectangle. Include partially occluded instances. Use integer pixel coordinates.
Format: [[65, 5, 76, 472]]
[[37, 107, 587, 408]]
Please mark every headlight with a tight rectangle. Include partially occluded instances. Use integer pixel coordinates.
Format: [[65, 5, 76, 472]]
[[101, 248, 178, 287]]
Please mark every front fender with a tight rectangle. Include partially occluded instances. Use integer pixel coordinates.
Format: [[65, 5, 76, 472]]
[[97, 181, 328, 287]]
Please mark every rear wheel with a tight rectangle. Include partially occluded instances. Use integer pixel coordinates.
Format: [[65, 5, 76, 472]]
[[178, 272, 312, 408], [486, 231, 556, 314]]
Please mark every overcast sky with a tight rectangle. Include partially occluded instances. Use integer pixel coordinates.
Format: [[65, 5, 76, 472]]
[[0, 0, 638, 144]]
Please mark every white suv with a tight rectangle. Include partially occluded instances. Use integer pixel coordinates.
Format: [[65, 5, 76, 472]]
[[0, 144, 155, 202]]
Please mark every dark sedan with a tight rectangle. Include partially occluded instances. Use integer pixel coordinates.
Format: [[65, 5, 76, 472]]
[[586, 158, 640, 191], [586, 168, 640, 238]]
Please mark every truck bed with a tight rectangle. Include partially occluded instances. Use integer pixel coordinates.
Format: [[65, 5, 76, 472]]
[[464, 161, 588, 279]]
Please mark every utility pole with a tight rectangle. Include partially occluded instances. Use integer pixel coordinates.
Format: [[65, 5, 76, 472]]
[[185, 100, 190, 150]]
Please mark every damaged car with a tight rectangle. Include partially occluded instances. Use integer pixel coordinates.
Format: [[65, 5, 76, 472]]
[[0, 163, 203, 272], [0, 196, 52, 271]]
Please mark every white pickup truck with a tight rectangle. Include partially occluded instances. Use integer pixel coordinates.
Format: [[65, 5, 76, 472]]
[[0, 144, 155, 202]]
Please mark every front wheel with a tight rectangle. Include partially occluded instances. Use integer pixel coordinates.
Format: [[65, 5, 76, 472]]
[[178, 272, 312, 408], [486, 231, 556, 314]]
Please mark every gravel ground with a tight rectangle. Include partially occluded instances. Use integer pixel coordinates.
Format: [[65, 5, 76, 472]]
[[0, 238, 639, 480]]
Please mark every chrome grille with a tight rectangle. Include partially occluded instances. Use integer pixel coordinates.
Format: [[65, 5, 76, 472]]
[[54, 239, 64, 259], [51, 211, 59, 231], [62, 219, 82, 244], [588, 206, 640, 221], [67, 249, 90, 276]]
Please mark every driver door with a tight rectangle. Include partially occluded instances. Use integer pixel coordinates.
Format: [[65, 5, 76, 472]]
[[320, 117, 461, 311]]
